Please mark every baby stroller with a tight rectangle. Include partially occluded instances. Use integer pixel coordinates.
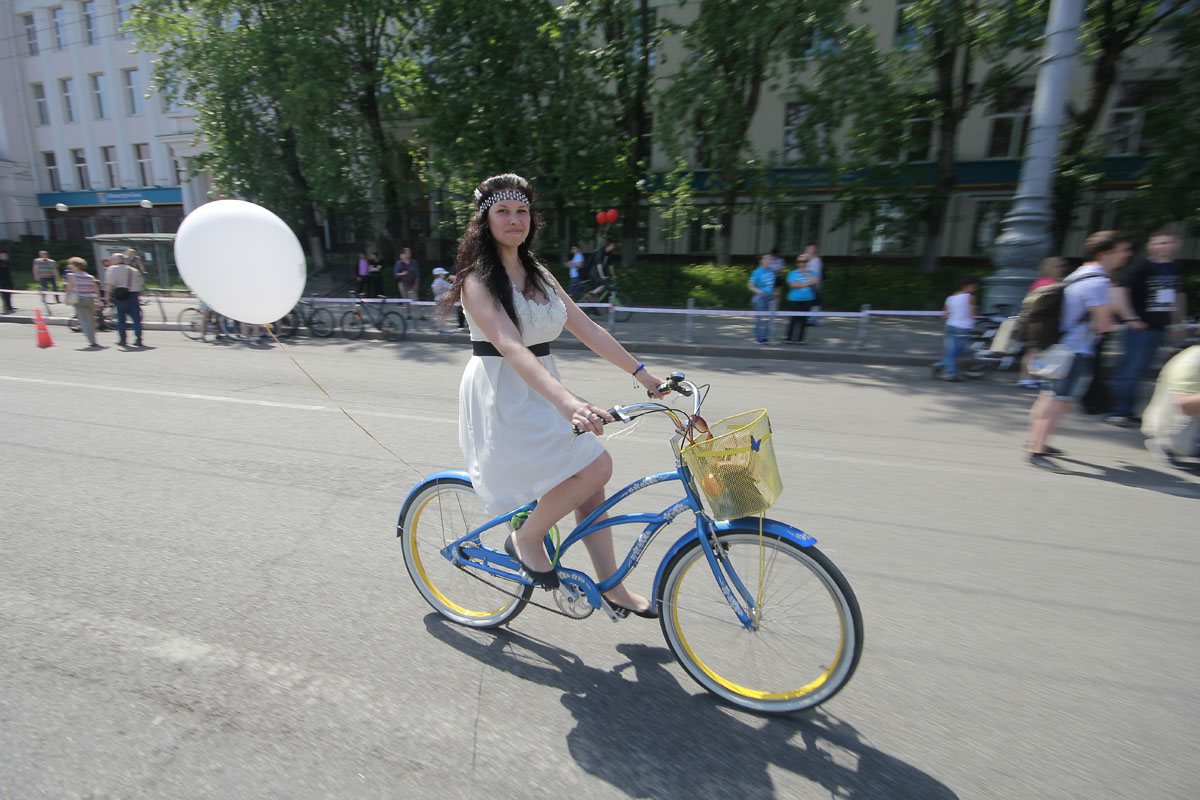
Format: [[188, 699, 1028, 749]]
[[962, 313, 1024, 379]]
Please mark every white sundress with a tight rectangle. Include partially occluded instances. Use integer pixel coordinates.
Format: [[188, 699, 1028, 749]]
[[459, 284, 607, 515]]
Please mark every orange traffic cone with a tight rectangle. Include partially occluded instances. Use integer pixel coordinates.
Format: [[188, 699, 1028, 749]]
[[34, 307, 55, 348]]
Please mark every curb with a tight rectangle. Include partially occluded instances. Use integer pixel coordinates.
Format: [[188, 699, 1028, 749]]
[[0, 313, 934, 367]]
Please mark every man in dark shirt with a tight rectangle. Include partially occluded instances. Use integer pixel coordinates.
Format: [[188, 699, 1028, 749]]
[[0, 250, 15, 313], [1105, 229, 1187, 426]]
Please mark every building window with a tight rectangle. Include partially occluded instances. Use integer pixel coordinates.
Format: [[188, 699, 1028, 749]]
[[24, 15, 39, 56], [1107, 82, 1150, 156], [116, 0, 133, 38], [44, 152, 62, 192], [689, 216, 717, 255], [72, 148, 90, 189], [971, 199, 1012, 255], [869, 204, 912, 255], [82, 2, 97, 45], [775, 204, 824, 254], [51, 7, 66, 49], [32, 84, 49, 126], [60, 78, 76, 123], [900, 119, 931, 162], [783, 102, 828, 165], [171, 151, 184, 185], [123, 68, 143, 115], [986, 88, 1032, 158], [102, 146, 120, 188], [90, 73, 108, 119], [133, 143, 152, 186], [893, 2, 919, 50]]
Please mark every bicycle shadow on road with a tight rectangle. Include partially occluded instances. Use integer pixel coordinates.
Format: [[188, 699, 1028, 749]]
[[1048, 456, 1200, 498], [424, 615, 957, 800]]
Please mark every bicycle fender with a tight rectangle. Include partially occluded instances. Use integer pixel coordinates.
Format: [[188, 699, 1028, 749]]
[[651, 517, 817, 601], [397, 470, 471, 537]]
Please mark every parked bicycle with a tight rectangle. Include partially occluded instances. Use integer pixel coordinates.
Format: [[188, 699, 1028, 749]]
[[341, 294, 407, 341], [282, 300, 335, 338], [571, 272, 633, 323], [398, 373, 863, 714]]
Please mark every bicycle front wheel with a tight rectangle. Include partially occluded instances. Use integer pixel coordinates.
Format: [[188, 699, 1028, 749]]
[[178, 307, 203, 340], [380, 311, 407, 342], [611, 291, 633, 323], [657, 530, 862, 714], [341, 310, 365, 339], [309, 307, 334, 337], [400, 478, 530, 628]]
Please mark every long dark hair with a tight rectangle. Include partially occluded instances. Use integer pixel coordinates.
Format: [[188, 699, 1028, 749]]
[[437, 173, 551, 329]]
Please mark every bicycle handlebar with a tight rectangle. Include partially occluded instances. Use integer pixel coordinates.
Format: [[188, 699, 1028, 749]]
[[572, 373, 698, 435]]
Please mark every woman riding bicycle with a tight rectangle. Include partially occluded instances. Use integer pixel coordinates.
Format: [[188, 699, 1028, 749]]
[[436, 173, 664, 618]]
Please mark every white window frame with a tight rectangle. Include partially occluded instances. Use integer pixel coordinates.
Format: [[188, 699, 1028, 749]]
[[24, 14, 39, 56], [44, 152, 61, 192], [91, 73, 108, 119], [60, 77, 76, 123], [82, 1, 97, 45], [123, 68, 143, 116], [51, 7, 66, 50], [970, 197, 1012, 255], [116, 0, 133, 39], [133, 143, 152, 186], [32, 83, 50, 126], [893, 2, 919, 51], [1106, 82, 1148, 156], [985, 89, 1033, 159], [869, 203, 912, 255], [72, 148, 90, 189], [102, 146, 120, 188]]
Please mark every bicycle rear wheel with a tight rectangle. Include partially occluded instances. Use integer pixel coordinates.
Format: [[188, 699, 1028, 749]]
[[274, 311, 299, 338], [308, 307, 334, 337], [611, 290, 633, 323], [380, 311, 407, 342], [341, 310, 365, 339], [178, 307, 203, 339], [657, 529, 862, 714], [400, 477, 530, 628]]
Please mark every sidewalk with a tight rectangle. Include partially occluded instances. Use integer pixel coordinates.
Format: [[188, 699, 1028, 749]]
[[0, 276, 945, 367]]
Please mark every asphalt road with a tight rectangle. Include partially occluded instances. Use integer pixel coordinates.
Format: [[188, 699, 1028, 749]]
[[1, 324, 1196, 799]]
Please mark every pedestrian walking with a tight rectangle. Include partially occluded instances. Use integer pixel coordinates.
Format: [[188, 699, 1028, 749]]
[[104, 252, 146, 347], [1104, 228, 1187, 427], [33, 251, 61, 303], [932, 276, 979, 381], [566, 245, 585, 297], [64, 257, 101, 347], [805, 244, 824, 326], [393, 248, 420, 319], [431, 267, 453, 333], [748, 254, 776, 344], [784, 253, 818, 344], [1141, 345, 1200, 471], [1025, 231, 1131, 472], [0, 249, 15, 313], [1019, 256, 1070, 389]]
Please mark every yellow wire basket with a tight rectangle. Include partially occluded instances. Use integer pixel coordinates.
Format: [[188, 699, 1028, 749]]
[[681, 409, 783, 519]]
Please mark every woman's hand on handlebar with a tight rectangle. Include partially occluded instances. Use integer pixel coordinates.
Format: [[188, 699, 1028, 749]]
[[637, 369, 667, 399], [562, 394, 612, 436]]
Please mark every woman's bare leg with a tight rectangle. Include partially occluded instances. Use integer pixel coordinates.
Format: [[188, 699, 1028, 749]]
[[511, 452, 613, 572], [572, 487, 651, 613]]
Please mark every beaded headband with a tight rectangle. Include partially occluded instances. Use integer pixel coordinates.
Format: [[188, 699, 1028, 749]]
[[475, 188, 530, 216]]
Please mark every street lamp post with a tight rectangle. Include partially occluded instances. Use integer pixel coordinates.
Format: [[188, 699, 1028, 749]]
[[984, 0, 1085, 313]]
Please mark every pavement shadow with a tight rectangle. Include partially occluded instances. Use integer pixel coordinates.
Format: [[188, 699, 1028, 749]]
[[1049, 456, 1200, 498], [424, 615, 957, 800]]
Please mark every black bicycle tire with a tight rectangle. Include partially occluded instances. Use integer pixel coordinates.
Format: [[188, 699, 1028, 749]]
[[611, 291, 633, 323], [380, 311, 407, 342], [308, 307, 334, 337], [178, 307, 204, 340], [341, 310, 365, 339]]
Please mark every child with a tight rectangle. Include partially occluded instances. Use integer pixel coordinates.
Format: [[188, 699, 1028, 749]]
[[431, 267, 453, 333], [933, 276, 979, 382]]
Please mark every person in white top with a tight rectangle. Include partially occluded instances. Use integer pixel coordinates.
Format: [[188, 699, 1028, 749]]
[[804, 244, 824, 325], [437, 173, 665, 617], [103, 252, 147, 347], [1025, 231, 1131, 472], [933, 276, 979, 380]]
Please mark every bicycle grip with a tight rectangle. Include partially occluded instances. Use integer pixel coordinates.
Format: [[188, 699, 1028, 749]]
[[572, 406, 621, 435]]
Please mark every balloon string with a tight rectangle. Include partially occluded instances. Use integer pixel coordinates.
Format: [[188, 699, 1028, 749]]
[[266, 324, 423, 477]]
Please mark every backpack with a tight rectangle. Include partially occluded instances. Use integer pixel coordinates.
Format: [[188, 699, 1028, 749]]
[[1017, 274, 1104, 349]]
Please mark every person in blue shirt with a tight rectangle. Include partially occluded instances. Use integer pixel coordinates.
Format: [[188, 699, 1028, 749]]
[[747, 254, 776, 343], [785, 253, 819, 343]]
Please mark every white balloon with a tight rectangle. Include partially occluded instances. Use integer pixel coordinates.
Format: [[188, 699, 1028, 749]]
[[174, 199, 305, 324]]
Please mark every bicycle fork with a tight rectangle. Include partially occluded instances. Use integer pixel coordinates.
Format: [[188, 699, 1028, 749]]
[[695, 518, 761, 631]]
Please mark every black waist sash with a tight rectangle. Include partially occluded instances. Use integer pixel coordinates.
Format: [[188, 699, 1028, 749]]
[[472, 340, 551, 358]]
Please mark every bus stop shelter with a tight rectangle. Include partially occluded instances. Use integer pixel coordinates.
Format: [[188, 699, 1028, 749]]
[[87, 233, 178, 288]]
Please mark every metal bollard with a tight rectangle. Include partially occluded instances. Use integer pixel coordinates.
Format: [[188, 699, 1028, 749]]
[[685, 298, 695, 344], [855, 304, 871, 349], [607, 303, 615, 333]]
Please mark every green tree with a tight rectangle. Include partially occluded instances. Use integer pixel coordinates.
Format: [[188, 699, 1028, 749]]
[[1054, 0, 1192, 244], [1122, 10, 1200, 232], [411, 0, 624, 257], [807, 0, 1042, 272], [658, 0, 845, 265]]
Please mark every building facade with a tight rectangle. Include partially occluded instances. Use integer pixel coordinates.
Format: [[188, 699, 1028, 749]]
[[0, 0, 210, 245]]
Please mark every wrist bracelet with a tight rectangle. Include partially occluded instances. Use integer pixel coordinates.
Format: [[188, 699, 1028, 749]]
[[632, 362, 645, 376]]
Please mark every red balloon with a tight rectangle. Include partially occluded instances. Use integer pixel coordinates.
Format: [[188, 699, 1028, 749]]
[[595, 211, 607, 224], [606, 209, 619, 223]]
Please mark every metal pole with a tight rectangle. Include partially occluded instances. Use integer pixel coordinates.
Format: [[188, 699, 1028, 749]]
[[856, 304, 871, 349], [984, 0, 1084, 314], [684, 297, 695, 344]]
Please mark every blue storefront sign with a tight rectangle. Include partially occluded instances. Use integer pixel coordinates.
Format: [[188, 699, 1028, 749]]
[[37, 187, 183, 208]]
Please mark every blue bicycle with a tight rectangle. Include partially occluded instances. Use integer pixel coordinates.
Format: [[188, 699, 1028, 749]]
[[398, 373, 863, 714]]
